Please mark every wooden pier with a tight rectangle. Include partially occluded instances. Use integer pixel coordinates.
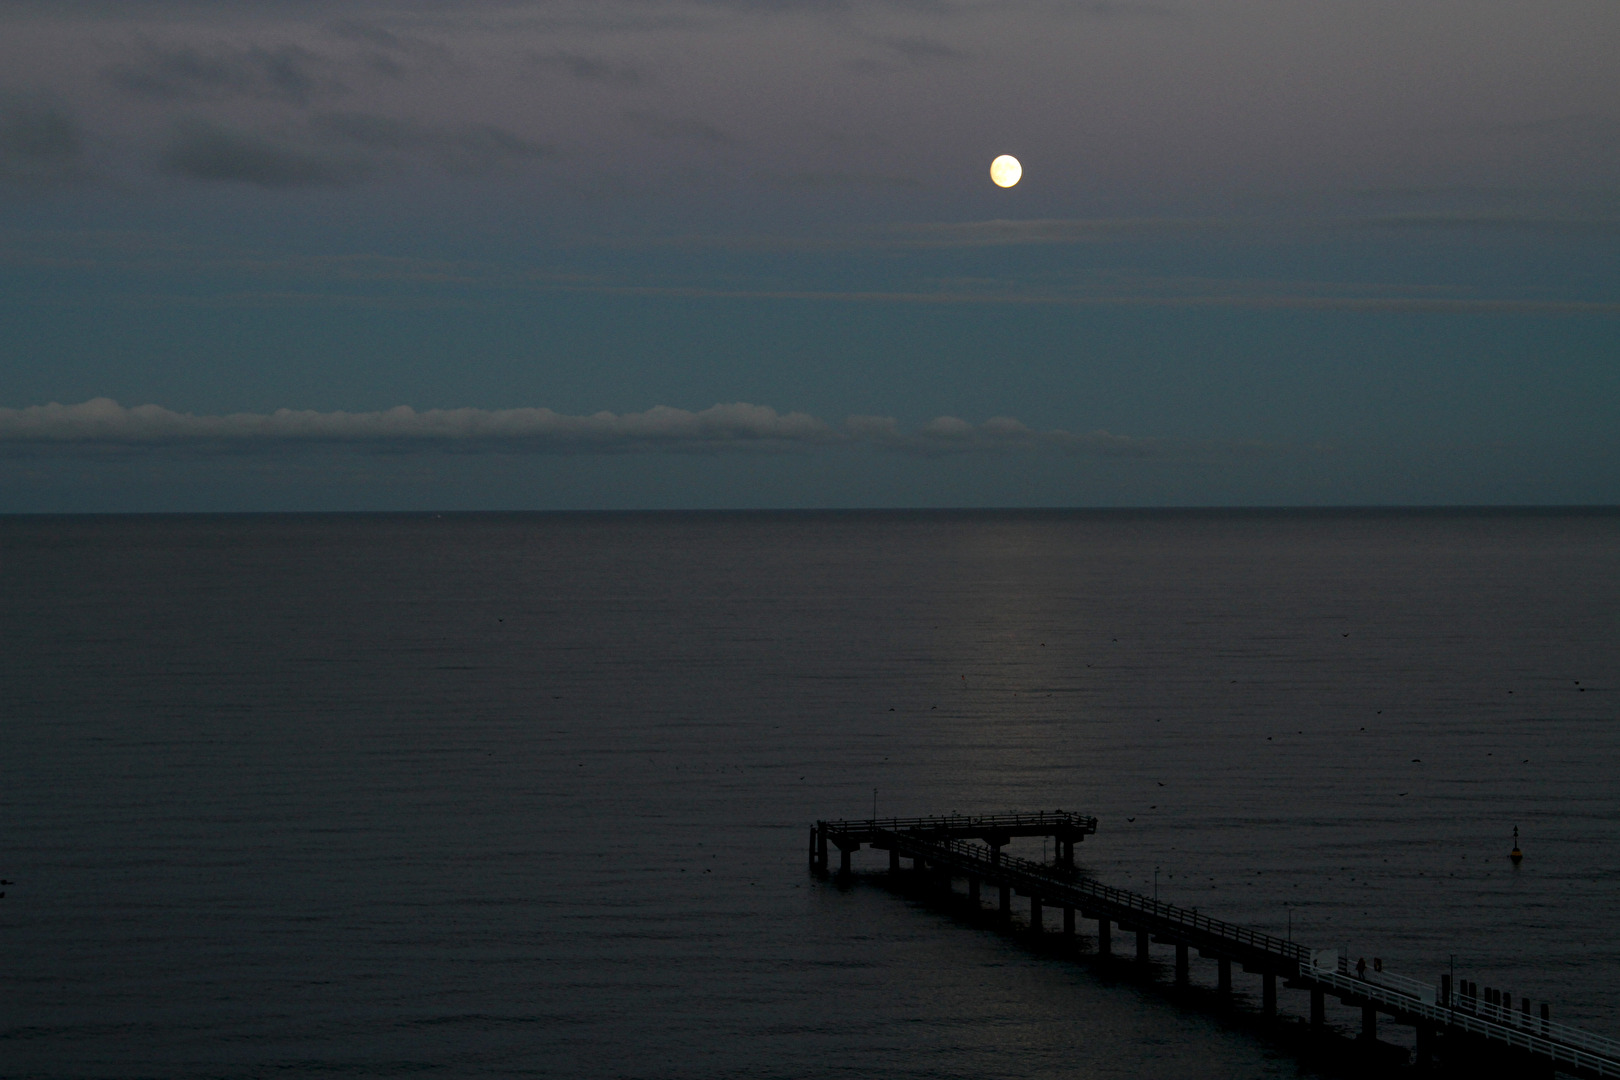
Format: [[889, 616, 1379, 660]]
[[810, 811, 1620, 1079]]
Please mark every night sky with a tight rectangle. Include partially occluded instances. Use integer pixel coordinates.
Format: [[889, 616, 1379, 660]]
[[2, 0, 1616, 509]]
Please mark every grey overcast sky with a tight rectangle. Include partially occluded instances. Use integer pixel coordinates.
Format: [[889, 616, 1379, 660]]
[[1, 0, 1616, 510]]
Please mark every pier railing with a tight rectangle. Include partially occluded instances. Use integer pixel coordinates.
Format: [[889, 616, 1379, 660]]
[[1456, 991, 1620, 1065], [887, 832, 1310, 964], [1315, 955, 1620, 1065], [823, 811, 1098, 835], [1308, 967, 1620, 1078], [1330, 959, 1437, 1004]]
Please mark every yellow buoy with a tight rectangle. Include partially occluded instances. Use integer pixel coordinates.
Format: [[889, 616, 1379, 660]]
[[1510, 825, 1523, 864]]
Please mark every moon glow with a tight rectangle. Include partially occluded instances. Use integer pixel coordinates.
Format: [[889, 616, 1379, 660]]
[[989, 155, 1022, 188]]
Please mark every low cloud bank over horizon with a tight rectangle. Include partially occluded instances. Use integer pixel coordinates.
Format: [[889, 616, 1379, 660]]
[[0, 398, 1155, 457]]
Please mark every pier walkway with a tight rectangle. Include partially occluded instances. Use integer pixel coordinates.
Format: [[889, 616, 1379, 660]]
[[810, 812, 1619, 1079]]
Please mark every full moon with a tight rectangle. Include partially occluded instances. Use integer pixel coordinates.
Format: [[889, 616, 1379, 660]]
[[989, 154, 1022, 188]]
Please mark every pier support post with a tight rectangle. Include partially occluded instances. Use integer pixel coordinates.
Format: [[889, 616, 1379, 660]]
[[889, 847, 900, 873], [1175, 943, 1189, 986], [1311, 988, 1325, 1027], [1361, 1004, 1376, 1042], [999, 885, 1011, 921], [1136, 929, 1149, 964], [1218, 958, 1231, 993], [1063, 905, 1075, 938], [1030, 897, 1042, 934], [817, 827, 827, 873], [1263, 973, 1277, 1017], [969, 875, 980, 907], [839, 845, 852, 877], [1098, 919, 1111, 957]]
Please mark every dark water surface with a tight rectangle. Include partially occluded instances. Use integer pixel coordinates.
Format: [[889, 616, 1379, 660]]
[[3, 510, 1617, 1078]]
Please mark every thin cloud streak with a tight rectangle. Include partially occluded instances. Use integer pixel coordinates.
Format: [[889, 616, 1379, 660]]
[[880, 218, 1230, 247], [563, 283, 1620, 315], [0, 398, 1160, 457]]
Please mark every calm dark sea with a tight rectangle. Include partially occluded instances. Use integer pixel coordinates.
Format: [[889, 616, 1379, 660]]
[[3, 510, 1617, 1079]]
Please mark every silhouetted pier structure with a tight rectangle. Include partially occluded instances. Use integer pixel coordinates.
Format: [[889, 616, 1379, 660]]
[[810, 812, 1620, 1079]]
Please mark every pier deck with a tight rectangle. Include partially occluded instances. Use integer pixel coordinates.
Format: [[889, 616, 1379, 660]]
[[810, 812, 1619, 1079]]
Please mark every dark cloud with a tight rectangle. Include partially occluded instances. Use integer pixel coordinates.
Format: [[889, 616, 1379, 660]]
[[158, 113, 547, 187], [323, 19, 425, 52], [0, 91, 83, 186], [104, 42, 338, 104], [623, 109, 737, 145], [305, 111, 424, 149], [531, 51, 645, 86], [324, 19, 453, 78], [161, 120, 372, 187], [876, 35, 968, 63], [310, 112, 551, 173]]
